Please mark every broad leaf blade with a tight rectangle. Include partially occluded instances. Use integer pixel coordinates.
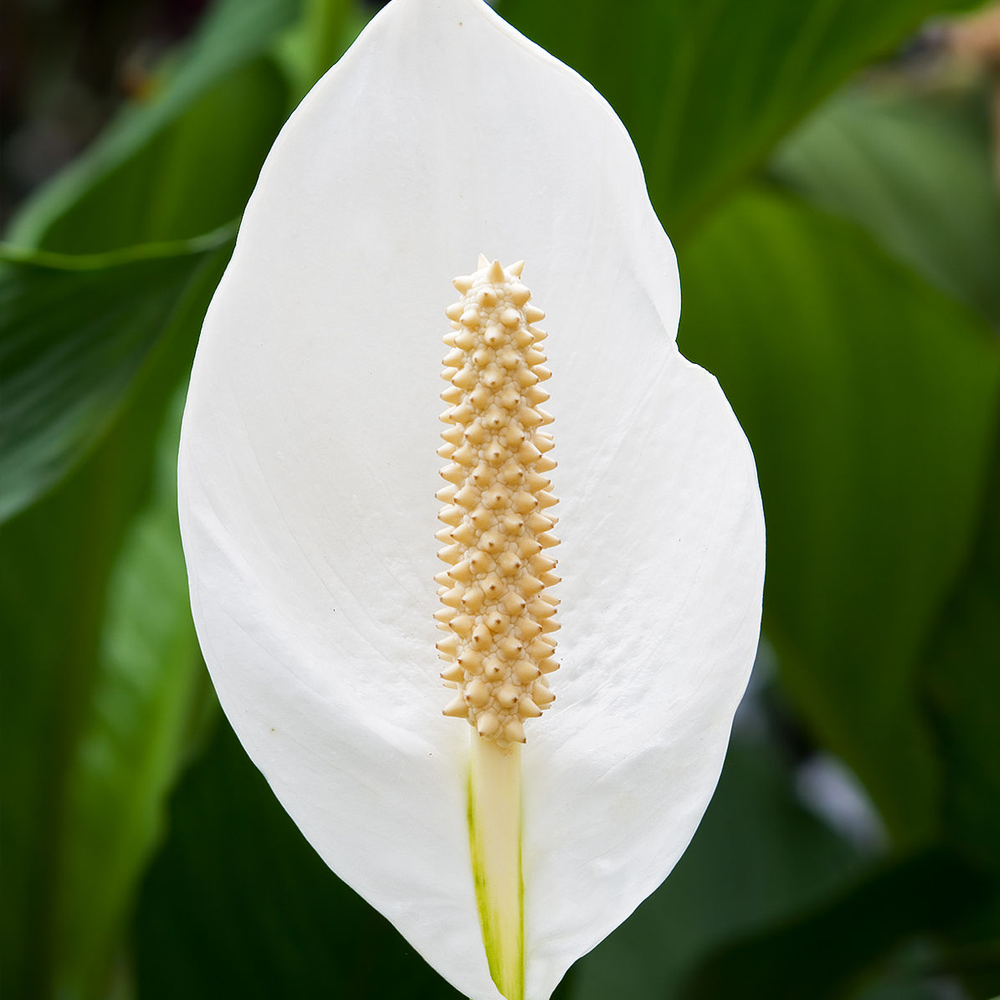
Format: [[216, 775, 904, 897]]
[[7, 0, 298, 252], [0, 2, 362, 995], [0, 236, 230, 521], [134, 722, 465, 1000], [772, 86, 1000, 325], [500, 0, 976, 235], [52, 386, 215, 1000], [678, 189, 1000, 840], [0, 0, 294, 520], [921, 447, 1000, 863], [678, 846, 995, 1000], [917, 427, 1000, 998], [0, 246, 227, 998]]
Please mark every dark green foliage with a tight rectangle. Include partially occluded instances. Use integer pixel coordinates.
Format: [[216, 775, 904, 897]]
[[0, 252, 223, 997], [498, 0, 978, 237], [0, 237, 232, 519], [134, 721, 465, 999], [678, 189, 1000, 842], [772, 88, 1000, 326], [679, 846, 997, 1000]]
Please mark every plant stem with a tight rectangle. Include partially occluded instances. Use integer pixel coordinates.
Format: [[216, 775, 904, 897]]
[[469, 735, 524, 1000]]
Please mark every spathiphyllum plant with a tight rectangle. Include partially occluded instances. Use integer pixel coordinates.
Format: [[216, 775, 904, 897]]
[[177, 1, 765, 998]]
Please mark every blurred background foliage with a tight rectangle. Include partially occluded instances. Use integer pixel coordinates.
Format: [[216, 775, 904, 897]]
[[1, 0, 998, 997]]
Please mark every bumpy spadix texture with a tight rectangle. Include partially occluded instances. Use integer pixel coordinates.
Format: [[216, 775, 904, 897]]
[[178, 2, 765, 999], [436, 257, 559, 749]]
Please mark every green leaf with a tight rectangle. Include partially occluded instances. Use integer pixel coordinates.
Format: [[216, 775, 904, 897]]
[[678, 846, 995, 1000], [924, 532, 1000, 861], [0, 234, 231, 522], [568, 732, 861, 1000], [6, 0, 297, 253], [133, 721, 464, 1000], [50, 385, 215, 1000], [917, 426, 1000, 998], [921, 429, 1000, 863], [276, 0, 368, 104], [499, 0, 975, 236], [772, 86, 1000, 326], [0, 0, 299, 519], [677, 189, 1000, 842], [0, 247, 226, 999], [0, 3, 371, 994]]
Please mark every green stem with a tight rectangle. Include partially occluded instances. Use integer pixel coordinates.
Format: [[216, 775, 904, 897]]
[[469, 735, 524, 1000]]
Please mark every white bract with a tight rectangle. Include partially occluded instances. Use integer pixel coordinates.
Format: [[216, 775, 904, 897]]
[[178, 1, 765, 998]]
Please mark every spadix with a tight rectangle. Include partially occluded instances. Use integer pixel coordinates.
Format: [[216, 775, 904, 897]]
[[437, 256, 558, 754], [178, 1, 765, 999], [437, 256, 557, 998]]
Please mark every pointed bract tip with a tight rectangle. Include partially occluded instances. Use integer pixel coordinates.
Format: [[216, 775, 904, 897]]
[[443, 694, 469, 718], [504, 719, 526, 743], [476, 712, 500, 737]]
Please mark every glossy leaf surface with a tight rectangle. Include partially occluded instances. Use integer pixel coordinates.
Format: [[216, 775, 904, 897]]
[[499, 0, 977, 235], [773, 87, 1000, 325], [679, 189, 1000, 840], [0, 238, 231, 520]]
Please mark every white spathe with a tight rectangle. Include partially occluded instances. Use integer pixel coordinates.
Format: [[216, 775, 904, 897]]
[[177, 0, 765, 998]]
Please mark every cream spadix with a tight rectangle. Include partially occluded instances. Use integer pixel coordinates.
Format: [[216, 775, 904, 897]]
[[177, 1, 765, 999], [437, 256, 559, 752]]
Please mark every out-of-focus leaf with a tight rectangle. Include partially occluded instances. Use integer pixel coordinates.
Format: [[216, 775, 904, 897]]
[[500, 0, 975, 236], [10, 56, 286, 254], [276, 0, 366, 104], [0, 233, 232, 521], [923, 534, 1000, 860], [0, 0, 332, 520], [6, 0, 297, 252], [852, 943, 961, 1000], [0, 247, 226, 999], [1, 2, 371, 994], [133, 721, 464, 1000], [0, 0, 296, 521], [918, 423, 1000, 998], [772, 86, 1000, 326], [678, 189, 1000, 841], [921, 428, 1000, 863], [51, 384, 214, 1000], [678, 846, 995, 1000], [568, 733, 861, 1000]]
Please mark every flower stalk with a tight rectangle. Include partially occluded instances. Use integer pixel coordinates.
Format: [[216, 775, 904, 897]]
[[469, 738, 524, 1000]]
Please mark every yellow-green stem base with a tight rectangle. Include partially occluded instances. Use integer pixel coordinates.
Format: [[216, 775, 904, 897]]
[[468, 735, 524, 1000]]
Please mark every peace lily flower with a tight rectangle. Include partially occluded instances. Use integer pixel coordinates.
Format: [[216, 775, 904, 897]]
[[178, 1, 765, 998]]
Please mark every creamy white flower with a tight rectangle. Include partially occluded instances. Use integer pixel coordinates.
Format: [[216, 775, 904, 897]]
[[177, 1, 765, 999]]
